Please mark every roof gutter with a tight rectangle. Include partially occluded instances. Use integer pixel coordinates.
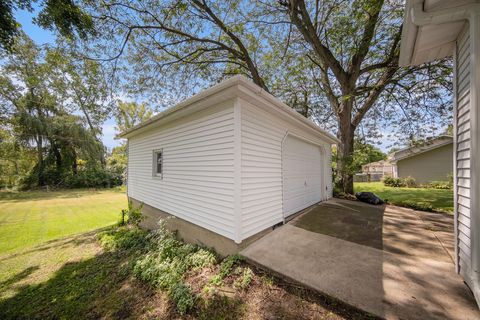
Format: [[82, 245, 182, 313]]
[[400, 0, 480, 66]]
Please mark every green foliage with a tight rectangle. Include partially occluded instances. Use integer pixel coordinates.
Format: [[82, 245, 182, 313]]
[[403, 176, 417, 188], [125, 200, 144, 226], [106, 145, 127, 178], [210, 254, 243, 286], [332, 140, 387, 186], [393, 200, 434, 212], [114, 101, 153, 134], [0, 0, 94, 52], [129, 221, 216, 314], [97, 227, 149, 251], [1, 34, 114, 189], [171, 282, 195, 315], [233, 267, 253, 290], [383, 177, 405, 188], [427, 181, 452, 190]]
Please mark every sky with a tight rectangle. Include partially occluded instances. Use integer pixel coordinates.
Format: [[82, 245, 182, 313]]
[[14, 8, 122, 151]]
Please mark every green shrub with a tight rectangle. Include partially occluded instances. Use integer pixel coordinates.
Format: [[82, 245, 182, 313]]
[[130, 220, 217, 315], [427, 181, 452, 189], [403, 176, 417, 188], [395, 200, 433, 212], [383, 177, 405, 187], [97, 227, 149, 251]]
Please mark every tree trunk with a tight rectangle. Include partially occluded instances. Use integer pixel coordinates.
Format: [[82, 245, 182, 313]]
[[36, 135, 45, 186], [337, 111, 355, 194]]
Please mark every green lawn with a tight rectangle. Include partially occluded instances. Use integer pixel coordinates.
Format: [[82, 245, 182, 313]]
[[0, 188, 127, 255], [354, 182, 453, 213]]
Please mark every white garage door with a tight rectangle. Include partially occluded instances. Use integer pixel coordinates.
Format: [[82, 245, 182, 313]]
[[282, 135, 323, 217]]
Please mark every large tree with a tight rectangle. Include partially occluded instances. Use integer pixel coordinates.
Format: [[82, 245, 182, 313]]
[[0, 35, 105, 186], [76, 0, 451, 193]]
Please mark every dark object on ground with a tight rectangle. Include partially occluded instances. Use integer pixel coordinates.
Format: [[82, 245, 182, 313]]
[[355, 192, 384, 205]]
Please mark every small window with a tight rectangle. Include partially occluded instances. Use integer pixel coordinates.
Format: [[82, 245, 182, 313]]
[[153, 149, 163, 178]]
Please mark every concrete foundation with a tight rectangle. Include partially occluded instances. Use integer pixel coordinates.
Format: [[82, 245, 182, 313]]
[[130, 198, 271, 256]]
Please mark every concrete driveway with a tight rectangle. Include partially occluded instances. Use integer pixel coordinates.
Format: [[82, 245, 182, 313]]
[[241, 198, 479, 320]]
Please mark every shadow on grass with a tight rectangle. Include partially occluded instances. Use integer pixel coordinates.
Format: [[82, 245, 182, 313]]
[[0, 266, 40, 292], [0, 228, 107, 264], [0, 249, 173, 320]]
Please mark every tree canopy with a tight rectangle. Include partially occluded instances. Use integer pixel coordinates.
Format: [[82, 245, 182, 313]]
[[0, 34, 119, 188]]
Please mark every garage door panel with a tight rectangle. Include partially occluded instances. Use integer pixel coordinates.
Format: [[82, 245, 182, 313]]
[[282, 135, 323, 217]]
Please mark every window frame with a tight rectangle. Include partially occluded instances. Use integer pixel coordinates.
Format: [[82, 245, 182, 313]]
[[152, 149, 163, 179]]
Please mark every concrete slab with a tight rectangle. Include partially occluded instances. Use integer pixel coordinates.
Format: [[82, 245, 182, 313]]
[[241, 199, 479, 320]]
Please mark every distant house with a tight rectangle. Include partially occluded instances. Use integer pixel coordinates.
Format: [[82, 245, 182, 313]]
[[390, 136, 453, 184], [361, 160, 395, 181]]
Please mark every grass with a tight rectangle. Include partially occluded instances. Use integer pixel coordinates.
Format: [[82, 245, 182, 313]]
[[354, 182, 453, 213], [0, 187, 127, 254], [0, 188, 376, 319]]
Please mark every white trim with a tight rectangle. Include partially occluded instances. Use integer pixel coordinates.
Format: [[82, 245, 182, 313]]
[[233, 98, 242, 244], [280, 130, 289, 224]]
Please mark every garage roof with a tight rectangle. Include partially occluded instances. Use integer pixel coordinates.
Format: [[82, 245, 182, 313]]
[[118, 75, 339, 144], [399, 0, 478, 67]]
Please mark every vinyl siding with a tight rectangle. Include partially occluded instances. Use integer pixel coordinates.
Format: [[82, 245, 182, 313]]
[[455, 25, 472, 278], [396, 143, 453, 184], [127, 101, 236, 240], [239, 99, 333, 239]]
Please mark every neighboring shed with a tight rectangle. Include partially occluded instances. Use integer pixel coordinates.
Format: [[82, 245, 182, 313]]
[[400, 0, 480, 305], [119, 75, 338, 255], [390, 136, 453, 184]]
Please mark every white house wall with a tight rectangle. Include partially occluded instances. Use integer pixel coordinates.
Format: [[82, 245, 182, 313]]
[[455, 23, 473, 286], [239, 99, 333, 240], [127, 101, 237, 240]]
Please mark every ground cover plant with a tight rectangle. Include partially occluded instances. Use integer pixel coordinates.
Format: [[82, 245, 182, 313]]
[[354, 182, 453, 213]]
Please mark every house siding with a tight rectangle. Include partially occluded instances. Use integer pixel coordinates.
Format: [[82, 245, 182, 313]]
[[239, 99, 333, 239], [127, 101, 236, 240], [396, 143, 453, 184], [455, 24, 472, 282]]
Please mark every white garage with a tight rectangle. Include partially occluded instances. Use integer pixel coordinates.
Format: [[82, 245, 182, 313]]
[[282, 135, 325, 217], [120, 75, 338, 254]]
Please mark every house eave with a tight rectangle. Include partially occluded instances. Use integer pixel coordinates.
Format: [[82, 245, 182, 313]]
[[399, 0, 480, 67], [390, 136, 453, 162]]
